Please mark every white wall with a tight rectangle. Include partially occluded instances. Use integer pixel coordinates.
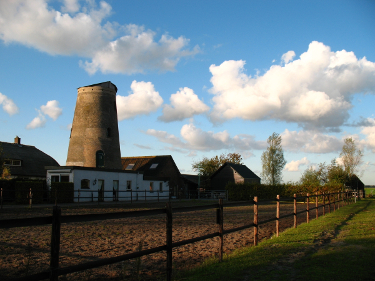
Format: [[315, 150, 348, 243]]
[[46, 168, 169, 203]]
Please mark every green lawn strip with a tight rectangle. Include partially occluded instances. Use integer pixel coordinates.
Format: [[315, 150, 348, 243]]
[[176, 199, 375, 281]]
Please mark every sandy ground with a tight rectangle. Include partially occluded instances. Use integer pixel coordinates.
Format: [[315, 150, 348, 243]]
[[0, 200, 337, 280]]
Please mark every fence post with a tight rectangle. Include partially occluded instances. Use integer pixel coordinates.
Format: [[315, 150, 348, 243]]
[[158, 191, 160, 202], [91, 191, 93, 202], [337, 192, 340, 210], [323, 192, 325, 216], [328, 192, 331, 213], [294, 194, 297, 228], [218, 199, 224, 261], [254, 196, 258, 246], [50, 206, 61, 281], [98, 189, 100, 205], [333, 192, 336, 211], [145, 190, 147, 202], [166, 202, 173, 281], [276, 195, 280, 237], [306, 193, 309, 223], [1, 188, 3, 210], [29, 188, 33, 208], [316, 192, 319, 219], [131, 190, 133, 204]]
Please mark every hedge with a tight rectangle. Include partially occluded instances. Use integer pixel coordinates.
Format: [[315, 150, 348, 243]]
[[15, 181, 45, 204], [225, 182, 346, 201], [51, 182, 74, 203]]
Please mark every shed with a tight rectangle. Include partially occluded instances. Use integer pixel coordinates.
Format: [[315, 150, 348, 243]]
[[210, 162, 260, 190]]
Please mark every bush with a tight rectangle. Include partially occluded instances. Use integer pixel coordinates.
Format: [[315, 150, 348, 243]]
[[50, 182, 74, 203], [15, 181, 45, 204]]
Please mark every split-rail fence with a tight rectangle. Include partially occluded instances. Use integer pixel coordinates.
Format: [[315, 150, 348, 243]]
[[0, 191, 354, 281]]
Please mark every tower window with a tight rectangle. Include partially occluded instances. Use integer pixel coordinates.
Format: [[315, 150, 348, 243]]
[[96, 150, 105, 168]]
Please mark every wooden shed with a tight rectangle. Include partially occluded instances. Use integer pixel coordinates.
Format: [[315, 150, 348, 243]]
[[210, 162, 260, 190]]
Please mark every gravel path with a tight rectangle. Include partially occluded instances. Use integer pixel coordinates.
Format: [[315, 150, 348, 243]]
[[0, 200, 330, 280]]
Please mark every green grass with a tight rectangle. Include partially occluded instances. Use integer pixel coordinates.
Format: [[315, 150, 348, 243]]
[[365, 187, 375, 197], [176, 198, 375, 281]]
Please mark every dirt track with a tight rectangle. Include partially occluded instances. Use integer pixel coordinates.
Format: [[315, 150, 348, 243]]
[[0, 200, 329, 280]]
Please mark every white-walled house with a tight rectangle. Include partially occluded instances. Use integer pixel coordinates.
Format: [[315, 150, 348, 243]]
[[46, 166, 169, 203]]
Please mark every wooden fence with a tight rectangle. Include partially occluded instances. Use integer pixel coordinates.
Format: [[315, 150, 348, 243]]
[[0, 191, 353, 281]]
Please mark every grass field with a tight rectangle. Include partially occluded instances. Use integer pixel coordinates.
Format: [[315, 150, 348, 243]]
[[176, 198, 375, 281]]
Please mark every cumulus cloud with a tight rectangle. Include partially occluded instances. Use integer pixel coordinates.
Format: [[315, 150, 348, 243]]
[[285, 157, 309, 172], [158, 87, 210, 122], [41, 100, 62, 120], [26, 111, 46, 129], [281, 50, 295, 64], [360, 118, 375, 152], [209, 41, 375, 130], [0, 93, 19, 115], [26, 100, 62, 129], [145, 123, 265, 152], [282, 129, 342, 153], [0, 0, 198, 74], [116, 81, 163, 120]]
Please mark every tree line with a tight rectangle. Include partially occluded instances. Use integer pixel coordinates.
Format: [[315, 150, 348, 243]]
[[192, 133, 363, 189]]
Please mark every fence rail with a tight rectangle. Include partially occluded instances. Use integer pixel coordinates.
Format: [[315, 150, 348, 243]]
[[0, 191, 353, 281]]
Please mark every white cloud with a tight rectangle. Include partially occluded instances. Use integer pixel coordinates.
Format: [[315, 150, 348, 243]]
[[145, 123, 265, 152], [281, 50, 295, 64], [26, 111, 46, 129], [40, 100, 62, 120], [285, 157, 309, 172], [0, 93, 19, 115], [360, 118, 375, 152], [209, 41, 375, 130], [26, 100, 62, 129], [158, 87, 210, 122], [116, 81, 163, 120], [0, 1, 198, 74], [282, 129, 342, 153]]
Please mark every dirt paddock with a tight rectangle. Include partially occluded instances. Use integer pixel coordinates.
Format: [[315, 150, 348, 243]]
[[0, 200, 334, 280]]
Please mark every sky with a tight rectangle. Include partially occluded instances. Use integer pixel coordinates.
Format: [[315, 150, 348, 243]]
[[1, 0, 375, 184]]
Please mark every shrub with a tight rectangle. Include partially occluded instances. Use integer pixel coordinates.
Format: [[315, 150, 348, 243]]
[[15, 181, 44, 204], [50, 182, 74, 203]]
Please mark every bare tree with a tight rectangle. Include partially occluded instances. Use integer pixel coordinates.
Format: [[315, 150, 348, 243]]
[[340, 137, 363, 178], [261, 133, 286, 185]]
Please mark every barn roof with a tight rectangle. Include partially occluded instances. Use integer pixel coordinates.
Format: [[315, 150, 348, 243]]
[[1, 141, 59, 178], [211, 162, 260, 180], [121, 155, 180, 180]]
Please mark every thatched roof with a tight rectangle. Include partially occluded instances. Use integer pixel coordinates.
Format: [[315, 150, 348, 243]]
[[1, 141, 59, 178]]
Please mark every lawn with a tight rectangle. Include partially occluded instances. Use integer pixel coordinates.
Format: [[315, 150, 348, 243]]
[[176, 198, 375, 281]]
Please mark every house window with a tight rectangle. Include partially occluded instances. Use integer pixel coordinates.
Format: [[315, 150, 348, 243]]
[[61, 175, 70, 182], [81, 179, 90, 189], [96, 150, 104, 168], [159, 182, 163, 192], [125, 164, 135, 170], [127, 180, 132, 190], [150, 182, 154, 193], [4, 159, 21, 166], [51, 175, 59, 183], [150, 163, 158, 169]]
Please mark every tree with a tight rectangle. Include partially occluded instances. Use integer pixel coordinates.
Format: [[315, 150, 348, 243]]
[[339, 137, 363, 178], [261, 133, 286, 185], [192, 153, 243, 188]]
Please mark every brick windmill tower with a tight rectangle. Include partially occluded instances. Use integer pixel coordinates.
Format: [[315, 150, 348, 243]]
[[66, 81, 122, 169]]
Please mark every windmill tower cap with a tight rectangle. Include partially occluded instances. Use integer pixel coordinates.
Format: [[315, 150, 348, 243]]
[[78, 81, 117, 93]]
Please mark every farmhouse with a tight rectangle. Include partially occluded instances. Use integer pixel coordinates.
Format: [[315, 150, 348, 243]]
[[121, 155, 184, 198], [210, 162, 261, 190], [1, 136, 59, 180]]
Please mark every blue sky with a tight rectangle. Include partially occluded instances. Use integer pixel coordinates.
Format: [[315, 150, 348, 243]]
[[1, 0, 375, 184]]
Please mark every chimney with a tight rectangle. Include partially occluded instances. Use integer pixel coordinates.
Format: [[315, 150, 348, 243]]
[[14, 136, 21, 144]]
